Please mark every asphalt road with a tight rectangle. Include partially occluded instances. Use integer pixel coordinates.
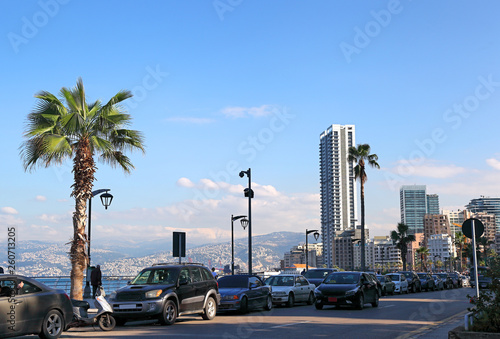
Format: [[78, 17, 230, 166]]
[[22, 287, 473, 338]]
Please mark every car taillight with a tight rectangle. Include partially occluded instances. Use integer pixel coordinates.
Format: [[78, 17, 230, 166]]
[[64, 293, 70, 301]]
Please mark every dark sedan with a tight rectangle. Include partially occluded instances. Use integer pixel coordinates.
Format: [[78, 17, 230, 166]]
[[436, 273, 454, 289], [303, 268, 338, 287], [399, 271, 422, 293], [376, 275, 395, 296], [314, 272, 379, 310], [0, 274, 73, 338], [217, 275, 272, 313], [417, 273, 436, 291]]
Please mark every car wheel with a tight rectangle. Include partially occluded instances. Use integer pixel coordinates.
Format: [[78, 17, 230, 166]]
[[382, 287, 386, 296], [371, 293, 379, 308], [239, 296, 249, 314], [307, 292, 315, 305], [405, 286, 409, 294], [202, 296, 216, 320], [315, 301, 323, 310], [158, 300, 177, 325], [98, 314, 116, 331], [390, 289, 394, 296], [264, 295, 272, 311], [356, 294, 364, 310], [418, 284, 422, 292], [39, 309, 64, 339], [287, 293, 295, 308]]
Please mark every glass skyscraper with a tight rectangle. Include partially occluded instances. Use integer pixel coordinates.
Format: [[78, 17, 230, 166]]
[[466, 197, 500, 232], [400, 185, 440, 234]]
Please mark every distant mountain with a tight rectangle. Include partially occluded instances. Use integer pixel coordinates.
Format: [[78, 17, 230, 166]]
[[0, 231, 306, 276]]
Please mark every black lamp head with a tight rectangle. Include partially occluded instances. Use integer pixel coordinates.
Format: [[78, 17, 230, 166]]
[[239, 171, 245, 178]]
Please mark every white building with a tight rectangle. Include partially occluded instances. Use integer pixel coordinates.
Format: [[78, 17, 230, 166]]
[[353, 240, 374, 270], [320, 124, 357, 268], [428, 234, 456, 271], [442, 209, 466, 236]]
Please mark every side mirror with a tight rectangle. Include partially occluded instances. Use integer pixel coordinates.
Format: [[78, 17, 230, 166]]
[[127, 281, 131, 285]]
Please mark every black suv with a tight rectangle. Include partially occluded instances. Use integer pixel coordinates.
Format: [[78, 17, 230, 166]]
[[417, 272, 436, 291], [399, 271, 422, 293], [109, 263, 220, 326]]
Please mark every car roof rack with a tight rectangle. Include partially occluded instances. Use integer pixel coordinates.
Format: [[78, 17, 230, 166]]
[[152, 262, 205, 266]]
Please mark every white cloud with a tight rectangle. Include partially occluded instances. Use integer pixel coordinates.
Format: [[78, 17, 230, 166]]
[[486, 157, 500, 170], [220, 105, 276, 118], [166, 117, 215, 124], [389, 159, 467, 179], [177, 177, 195, 188], [36, 195, 47, 202], [1, 207, 18, 214]]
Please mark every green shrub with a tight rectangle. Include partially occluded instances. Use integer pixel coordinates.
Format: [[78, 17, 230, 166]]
[[467, 256, 500, 332]]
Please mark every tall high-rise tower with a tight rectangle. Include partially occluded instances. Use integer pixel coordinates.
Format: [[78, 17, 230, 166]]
[[320, 124, 357, 268], [400, 185, 427, 234]]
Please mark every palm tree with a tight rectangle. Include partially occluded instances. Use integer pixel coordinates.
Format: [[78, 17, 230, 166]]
[[453, 231, 467, 272], [477, 237, 494, 265], [349, 144, 380, 271], [20, 78, 145, 299], [416, 246, 429, 272], [390, 223, 416, 271]]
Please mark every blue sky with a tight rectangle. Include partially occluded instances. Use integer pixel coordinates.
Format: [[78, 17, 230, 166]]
[[1, 0, 500, 247]]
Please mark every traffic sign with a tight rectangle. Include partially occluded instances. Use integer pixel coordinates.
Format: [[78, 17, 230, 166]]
[[462, 218, 484, 239]]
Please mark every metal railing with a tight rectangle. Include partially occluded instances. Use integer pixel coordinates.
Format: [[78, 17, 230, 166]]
[[31, 276, 135, 296]]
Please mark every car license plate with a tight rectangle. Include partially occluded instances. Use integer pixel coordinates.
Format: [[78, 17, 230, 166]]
[[328, 297, 337, 302]]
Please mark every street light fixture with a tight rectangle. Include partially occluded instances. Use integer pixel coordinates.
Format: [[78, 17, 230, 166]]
[[305, 229, 319, 272], [239, 168, 253, 275], [83, 188, 113, 298], [231, 215, 247, 275]]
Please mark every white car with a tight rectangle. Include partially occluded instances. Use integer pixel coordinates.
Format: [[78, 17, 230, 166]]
[[265, 274, 316, 307], [385, 273, 409, 294]]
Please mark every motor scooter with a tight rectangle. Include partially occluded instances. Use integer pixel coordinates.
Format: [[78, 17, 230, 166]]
[[68, 286, 116, 331]]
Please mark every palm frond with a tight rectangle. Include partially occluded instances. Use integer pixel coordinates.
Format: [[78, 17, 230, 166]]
[[99, 151, 135, 173]]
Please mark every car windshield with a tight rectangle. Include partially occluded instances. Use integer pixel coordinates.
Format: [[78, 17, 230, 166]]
[[130, 268, 178, 285], [218, 276, 249, 288], [324, 273, 360, 284], [376, 276, 385, 283], [437, 274, 448, 278], [386, 274, 400, 281], [417, 273, 427, 278], [303, 270, 332, 279], [402, 272, 412, 278], [265, 276, 294, 286]]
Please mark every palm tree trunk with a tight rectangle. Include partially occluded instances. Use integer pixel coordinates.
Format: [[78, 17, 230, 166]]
[[360, 183, 365, 271], [69, 138, 95, 300]]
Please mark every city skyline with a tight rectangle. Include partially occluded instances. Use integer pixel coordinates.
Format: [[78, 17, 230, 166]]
[[2, 2, 500, 247]]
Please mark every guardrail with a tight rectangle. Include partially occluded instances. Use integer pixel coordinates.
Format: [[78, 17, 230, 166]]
[[31, 276, 135, 295]]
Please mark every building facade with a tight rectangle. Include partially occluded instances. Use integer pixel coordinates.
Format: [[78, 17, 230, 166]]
[[442, 210, 467, 236], [466, 197, 500, 233], [400, 185, 427, 234], [426, 194, 440, 214], [423, 214, 450, 246], [428, 234, 455, 271], [320, 124, 357, 267]]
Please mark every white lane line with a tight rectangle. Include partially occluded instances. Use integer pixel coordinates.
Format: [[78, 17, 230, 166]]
[[379, 304, 396, 309], [272, 321, 311, 328]]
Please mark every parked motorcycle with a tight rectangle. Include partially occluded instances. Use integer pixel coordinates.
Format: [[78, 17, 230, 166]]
[[68, 286, 116, 331]]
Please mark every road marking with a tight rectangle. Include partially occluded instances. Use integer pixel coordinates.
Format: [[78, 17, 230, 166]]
[[379, 304, 395, 309], [272, 321, 311, 328], [395, 310, 468, 339]]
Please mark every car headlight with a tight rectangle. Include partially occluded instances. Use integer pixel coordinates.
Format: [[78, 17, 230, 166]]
[[145, 289, 163, 299], [222, 295, 239, 301], [345, 288, 358, 297]]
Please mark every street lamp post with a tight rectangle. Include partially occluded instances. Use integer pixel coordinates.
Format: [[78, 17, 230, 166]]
[[239, 168, 253, 275], [231, 215, 247, 275], [305, 229, 319, 272], [83, 189, 113, 299]]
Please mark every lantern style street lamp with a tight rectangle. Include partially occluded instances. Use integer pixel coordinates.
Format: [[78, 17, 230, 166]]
[[231, 215, 247, 275], [305, 229, 320, 272]]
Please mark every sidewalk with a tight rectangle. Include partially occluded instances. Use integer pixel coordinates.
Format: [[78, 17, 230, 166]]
[[405, 311, 467, 339]]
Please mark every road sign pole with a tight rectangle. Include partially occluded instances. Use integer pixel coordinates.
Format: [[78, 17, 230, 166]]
[[472, 220, 479, 298]]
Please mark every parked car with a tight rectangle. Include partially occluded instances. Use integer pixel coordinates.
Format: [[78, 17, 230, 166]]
[[217, 275, 272, 313], [385, 273, 409, 294], [435, 273, 454, 289], [376, 275, 396, 296], [0, 274, 73, 339], [303, 268, 338, 287], [109, 263, 220, 326], [448, 272, 462, 288], [431, 275, 444, 290], [366, 273, 383, 297], [399, 271, 422, 293], [314, 272, 380, 310], [417, 273, 436, 291], [265, 274, 315, 307]]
